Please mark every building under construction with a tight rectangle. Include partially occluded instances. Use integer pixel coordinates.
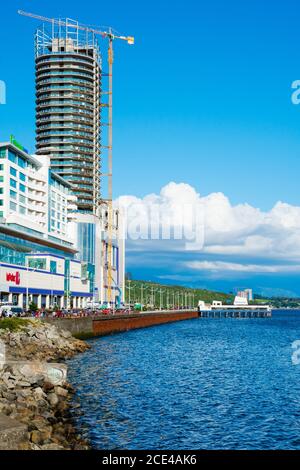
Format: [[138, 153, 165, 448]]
[[16, 11, 133, 307], [35, 19, 101, 213]]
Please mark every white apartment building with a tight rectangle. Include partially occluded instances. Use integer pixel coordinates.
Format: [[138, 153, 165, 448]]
[[0, 140, 125, 309], [0, 141, 77, 247]]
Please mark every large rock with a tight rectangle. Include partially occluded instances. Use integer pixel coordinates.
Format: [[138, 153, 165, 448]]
[[0, 414, 28, 450], [55, 386, 68, 398], [47, 393, 59, 407]]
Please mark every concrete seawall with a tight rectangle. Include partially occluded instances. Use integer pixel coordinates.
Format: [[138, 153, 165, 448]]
[[43, 310, 199, 338]]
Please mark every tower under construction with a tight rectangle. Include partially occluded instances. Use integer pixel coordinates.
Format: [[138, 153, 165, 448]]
[[18, 10, 133, 307], [35, 19, 101, 213]]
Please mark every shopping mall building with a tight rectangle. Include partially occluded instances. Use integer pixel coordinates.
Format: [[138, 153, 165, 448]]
[[0, 140, 125, 309]]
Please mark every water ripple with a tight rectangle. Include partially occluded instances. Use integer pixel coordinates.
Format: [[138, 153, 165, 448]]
[[68, 311, 300, 449]]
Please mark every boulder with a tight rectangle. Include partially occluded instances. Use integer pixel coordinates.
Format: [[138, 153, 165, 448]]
[[55, 386, 68, 398], [47, 393, 59, 407]]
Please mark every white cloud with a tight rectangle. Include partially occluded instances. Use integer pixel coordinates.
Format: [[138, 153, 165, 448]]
[[186, 261, 300, 273], [116, 181, 300, 276]]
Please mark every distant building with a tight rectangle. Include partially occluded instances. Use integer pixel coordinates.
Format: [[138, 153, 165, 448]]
[[237, 289, 253, 301]]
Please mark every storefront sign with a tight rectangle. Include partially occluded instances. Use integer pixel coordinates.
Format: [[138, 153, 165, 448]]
[[6, 272, 20, 285]]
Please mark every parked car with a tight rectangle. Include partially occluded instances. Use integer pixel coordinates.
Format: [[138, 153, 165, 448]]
[[0, 305, 25, 318]]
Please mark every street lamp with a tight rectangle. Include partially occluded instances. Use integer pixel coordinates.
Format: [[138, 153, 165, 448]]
[[159, 288, 165, 310], [140, 283, 149, 307]]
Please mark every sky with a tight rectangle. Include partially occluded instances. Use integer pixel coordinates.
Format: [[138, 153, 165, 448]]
[[1, 0, 300, 296]]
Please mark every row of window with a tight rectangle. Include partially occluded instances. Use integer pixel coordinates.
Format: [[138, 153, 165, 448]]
[[37, 84, 94, 93], [38, 122, 93, 131], [50, 218, 66, 232], [51, 209, 66, 222], [10, 178, 26, 193], [37, 115, 92, 124], [37, 55, 96, 65], [9, 201, 26, 215], [38, 77, 93, 86], [10, 166, 26, 181], [39, 130, 93, 138], [38, 100, 93, 109], [37, 107, 93, 115], [10, 190, 26, 205]]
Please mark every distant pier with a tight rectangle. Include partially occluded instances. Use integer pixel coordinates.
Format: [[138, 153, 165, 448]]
[[199, 309, 272, 318]]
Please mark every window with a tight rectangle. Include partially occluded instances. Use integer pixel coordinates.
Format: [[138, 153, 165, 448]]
[[9, 201, 17, 211], [10, 167, 17, 177], [10, 190, 17, 200], [19, 183, 26, 193], [0, 200, 3, 206], [28, 258, 46, 270], [0, 176, 4, 183], [19, 206, 26, 215], [19, 172, 26, 182], [10, 178, 17, 189], [18, 156, 26, 169], [0, 149, 6, 158], [0, 211, 3, 217], [0, 188, 3, 194], [0, 164, 3, 171], [8, 151, 17, 164], [50, 260, 57, 274], [19, 195, 26, 204]]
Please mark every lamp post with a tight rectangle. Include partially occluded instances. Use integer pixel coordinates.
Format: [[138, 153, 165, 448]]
[[159, 288, 165, 310], [126, 280, 136, 311], [141, 284, 149, 309], [166, 290, 170, 310]]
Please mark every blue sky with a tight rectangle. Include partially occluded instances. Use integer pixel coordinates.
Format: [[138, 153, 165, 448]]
[[1, 0, 300, 295]]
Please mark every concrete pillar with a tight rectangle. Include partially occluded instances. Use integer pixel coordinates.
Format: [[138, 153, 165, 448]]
[[37, 295, 42, 309], [45, 295, 50, 309], [18, 294, 23, 308], [59, 296, 64, 309], [8, 293, 13, 303]]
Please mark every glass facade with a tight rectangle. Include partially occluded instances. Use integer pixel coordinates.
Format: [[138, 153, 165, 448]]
[[77, 222, 95, 265]]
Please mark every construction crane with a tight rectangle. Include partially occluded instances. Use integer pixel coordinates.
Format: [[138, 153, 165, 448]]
[[18, 10, 134, 308]]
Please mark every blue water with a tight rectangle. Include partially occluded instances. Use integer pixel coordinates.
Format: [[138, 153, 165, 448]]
[[68, 311, 300, 449]]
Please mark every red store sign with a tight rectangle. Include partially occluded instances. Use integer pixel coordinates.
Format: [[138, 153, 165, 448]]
[[6, 272, 21, 285]]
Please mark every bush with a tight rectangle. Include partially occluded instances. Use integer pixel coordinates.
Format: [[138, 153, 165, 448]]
[[0, 317, 30, 331]]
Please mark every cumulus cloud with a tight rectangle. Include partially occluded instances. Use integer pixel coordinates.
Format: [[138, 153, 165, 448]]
[[115, 181, 300, 278]]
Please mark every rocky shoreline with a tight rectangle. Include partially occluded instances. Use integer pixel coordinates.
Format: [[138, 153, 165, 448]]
[[0, 318, 90, 450]]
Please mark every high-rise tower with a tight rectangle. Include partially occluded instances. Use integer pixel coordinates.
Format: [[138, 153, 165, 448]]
[[35, 19, 101, 213]]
